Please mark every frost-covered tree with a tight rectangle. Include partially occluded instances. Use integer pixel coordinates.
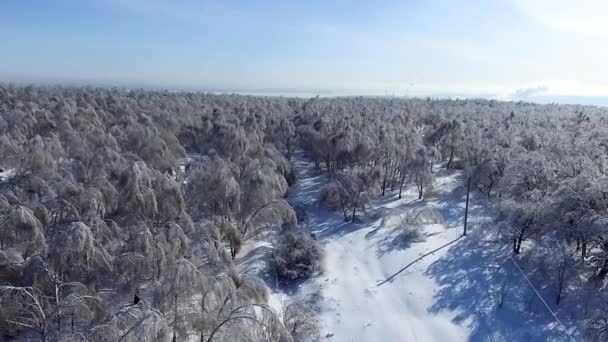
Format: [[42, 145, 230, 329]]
[[154, 259, 204, 342], [282, 297, 320, 342], [5, 85, 608, 340], [0, 285, 51, 341], [273, 231, 322, 282], [90, 302, 170, 342], [409, 146, 433, 200]]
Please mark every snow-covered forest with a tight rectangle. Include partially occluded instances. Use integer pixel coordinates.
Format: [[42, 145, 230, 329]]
[[2, 85, 608, 341]]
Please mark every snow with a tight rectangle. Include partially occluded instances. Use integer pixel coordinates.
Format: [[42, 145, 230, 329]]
[[288, 156, 470, 341], [238, 236, 288, 317], [0, 168, 15, 182], [240, 152, 580, 341]]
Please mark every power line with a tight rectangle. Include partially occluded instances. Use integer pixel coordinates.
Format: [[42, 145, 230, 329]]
[[508, 256, 576, 342]]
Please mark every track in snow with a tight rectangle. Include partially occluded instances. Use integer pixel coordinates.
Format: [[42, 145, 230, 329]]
[[285, 151, 577, 342]]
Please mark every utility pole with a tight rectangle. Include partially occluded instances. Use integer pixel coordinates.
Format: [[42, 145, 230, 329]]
[[463, 176, 471, 236]]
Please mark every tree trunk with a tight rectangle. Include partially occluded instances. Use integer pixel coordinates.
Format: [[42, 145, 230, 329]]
[[398, 173, 406, 199], [230, 241, 237, 260], [381, 162, 391, 196], [463, 176, 471, 236], [447, 147, 455, 169], [172, 293, 179, 342], [556, 272, 564, 305], [582, 240, 587, 260], [381, 177, 387, 196], [514, 232, 524, 254], [351, 205, 357, 223]]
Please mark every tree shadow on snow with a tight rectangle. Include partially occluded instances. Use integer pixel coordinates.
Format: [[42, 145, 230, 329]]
[[429, 177, 468, 227], [425, 232, 578, 342], [310, 211, 366, 241], [367, 199, 437, 258], [288, 174, 327, 207], [374, 195, 426, 213], [237, 244, 278, 288]]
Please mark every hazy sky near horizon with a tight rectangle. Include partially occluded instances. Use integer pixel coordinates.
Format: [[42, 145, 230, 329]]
[[2, 0, 608, 101]]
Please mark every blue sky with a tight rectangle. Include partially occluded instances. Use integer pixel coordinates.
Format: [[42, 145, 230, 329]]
[[2, 0, 608, 102]]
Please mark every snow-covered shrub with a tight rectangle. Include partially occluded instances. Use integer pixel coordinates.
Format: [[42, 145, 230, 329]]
[[273, 231, 322, 282], [318, 182, 345, 211], [400, 224, 424, 242], [411, 208, 444, 225], [380, 208, 443, 228], [396, 215, 424, 245]]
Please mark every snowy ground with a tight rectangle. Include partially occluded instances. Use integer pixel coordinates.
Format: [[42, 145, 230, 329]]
[[240, 152, 580, 341]]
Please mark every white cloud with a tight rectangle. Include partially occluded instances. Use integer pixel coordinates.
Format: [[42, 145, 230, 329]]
[[512, 85, 550, 99], [514, 0, 608, 35], [514, 80, 608, 97]]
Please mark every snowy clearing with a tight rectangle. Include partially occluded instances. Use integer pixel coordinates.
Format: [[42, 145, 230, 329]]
[[241, 151, 580, 342]]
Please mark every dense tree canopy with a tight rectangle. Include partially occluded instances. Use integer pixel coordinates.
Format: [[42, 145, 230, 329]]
[[2, 85, 608, 340]]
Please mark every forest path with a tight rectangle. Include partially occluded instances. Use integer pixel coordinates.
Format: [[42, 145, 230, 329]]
[[287, 152, 473, 341], [242, 151, 579, 341]]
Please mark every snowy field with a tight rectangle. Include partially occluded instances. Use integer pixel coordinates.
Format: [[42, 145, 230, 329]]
[[240, 152, 580, 342]]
